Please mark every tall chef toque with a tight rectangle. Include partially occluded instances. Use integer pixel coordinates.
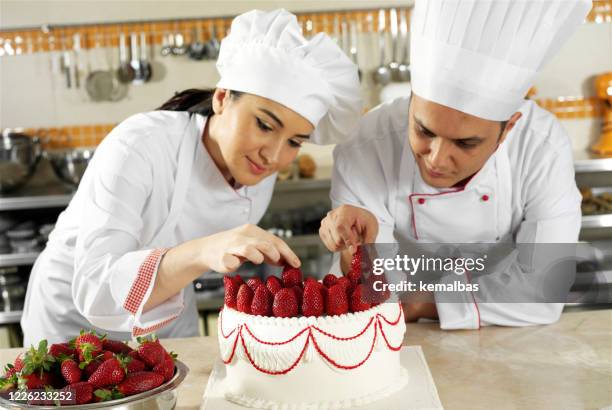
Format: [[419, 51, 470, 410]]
[[410, 0, 593, 121], [216, 9, 362, 145]]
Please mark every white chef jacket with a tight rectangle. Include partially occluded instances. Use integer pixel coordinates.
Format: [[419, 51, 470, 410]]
[[331, 95, 582, 329], [21, 111, 276, 346]]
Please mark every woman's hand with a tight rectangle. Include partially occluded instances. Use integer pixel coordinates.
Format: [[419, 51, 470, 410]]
[[319, 205, 378, 253], [199, 224, 300, 273], [144, 224, 299, 312]]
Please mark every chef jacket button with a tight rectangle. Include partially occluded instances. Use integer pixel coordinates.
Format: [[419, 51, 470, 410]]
[[481, 195, 490, 202], [417, 198, 426, 205]]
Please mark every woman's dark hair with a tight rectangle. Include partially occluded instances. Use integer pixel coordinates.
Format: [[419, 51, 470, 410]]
[[157, 88, 243, 116]]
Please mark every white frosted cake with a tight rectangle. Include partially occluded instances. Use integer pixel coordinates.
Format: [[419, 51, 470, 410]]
[[218, 301, 408, 409]]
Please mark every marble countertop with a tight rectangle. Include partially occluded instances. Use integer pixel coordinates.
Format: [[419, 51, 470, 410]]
[[1, 306, 610, 409]]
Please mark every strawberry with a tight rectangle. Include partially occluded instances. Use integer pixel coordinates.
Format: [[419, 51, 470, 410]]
[[323, 274, 338, 288], [137, 337, 166, 368], [302, 282, 325, 317], [88, 357, 125, 388], [19, 371, 52, 389], [126, 356, 146, 374], [250, 285, 272, 316], [246, 277, 263, 292], [63, 381, 94, 405], [61, 358, 82, 384], [102, 339, 133, 355], [348, 247, 362, 284], [236, 284, 254, 314], [128, 350, 140, 361], [336, 276, 351, 291], [272, 288, 298, 318], [292, 286, 304, 312], [83, 359, 102, 378], [234, 274, 245, 287], [265, 276, 283, 295], [117, 372, 164, 396], [9, 354, 23, 374], [153, 357, 174, 382], [304, 276, 318, 284], [75, 330, 103, 364], [281, 266, 303, 288], [19, 340, 55, 381], [326, 283, 349, 316], [49, 342, 75, 358], [363, 273, 391, 304], [223, 275, 240, 309], [350, 284, 372, 312]]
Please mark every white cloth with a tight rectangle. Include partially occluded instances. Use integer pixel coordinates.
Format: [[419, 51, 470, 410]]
[[216, 9, 362, 145], [21, 111, 276, 346], [410, 0, 592, 120], [331, 95, 582, 329]]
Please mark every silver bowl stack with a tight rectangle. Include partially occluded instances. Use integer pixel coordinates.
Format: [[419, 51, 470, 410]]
[[0, 131, 42, 193]]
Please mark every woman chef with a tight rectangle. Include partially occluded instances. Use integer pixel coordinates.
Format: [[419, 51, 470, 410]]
[[320, 0, 591, 329], [21, 9, 361, 345]]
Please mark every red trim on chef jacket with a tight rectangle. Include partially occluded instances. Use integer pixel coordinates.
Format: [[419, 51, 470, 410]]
[[124, 248, 170, 314], [133, 315, 180, 336]]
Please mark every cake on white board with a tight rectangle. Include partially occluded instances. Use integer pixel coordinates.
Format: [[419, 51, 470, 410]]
[[217, 250, 408, 409]]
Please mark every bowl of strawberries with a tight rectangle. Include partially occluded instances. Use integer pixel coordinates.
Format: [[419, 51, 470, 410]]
[[0, 331, 188, 409]]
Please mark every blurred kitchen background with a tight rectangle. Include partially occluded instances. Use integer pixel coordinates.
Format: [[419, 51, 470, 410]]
[[0, 0, 611, 347]]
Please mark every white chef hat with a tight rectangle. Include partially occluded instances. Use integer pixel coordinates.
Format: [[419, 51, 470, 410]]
[[216, 9, 362, 145], [410, 0, 592, 121]]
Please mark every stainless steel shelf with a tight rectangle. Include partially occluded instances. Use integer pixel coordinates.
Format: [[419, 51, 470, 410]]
[[574, 151, 612, 173], [274, 178, 331, 193], [0, 182, 74, 211], [0, 252, 40, 267], [0, 311, 22, 325], [582, 214, 612, 229]]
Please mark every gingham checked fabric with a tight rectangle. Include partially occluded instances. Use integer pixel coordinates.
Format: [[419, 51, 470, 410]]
[[123, 248, 169, 315], [133, 315, 180, 336]]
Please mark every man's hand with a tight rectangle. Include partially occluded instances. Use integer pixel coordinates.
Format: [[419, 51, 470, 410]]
[[402, 291, 439, 322], [319, 205, 379, 273], [319, 205, 379, 253]]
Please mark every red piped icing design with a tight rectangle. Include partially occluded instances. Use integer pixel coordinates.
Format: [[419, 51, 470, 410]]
[[219, 302, 404, 375]]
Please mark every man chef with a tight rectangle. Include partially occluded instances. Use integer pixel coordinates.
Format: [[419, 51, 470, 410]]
[[319, 0, 592, 329]]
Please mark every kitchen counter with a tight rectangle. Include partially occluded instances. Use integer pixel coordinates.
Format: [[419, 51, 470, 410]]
[[0, 306, 610, 409]]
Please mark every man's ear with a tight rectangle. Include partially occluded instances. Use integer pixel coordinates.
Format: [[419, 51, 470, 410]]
[[499, 112, 522, 144], [212, 88, 232, 114]]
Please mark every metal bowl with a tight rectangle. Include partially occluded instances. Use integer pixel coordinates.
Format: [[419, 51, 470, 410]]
[[0, 131, 42, 193], [0, 360, 189, 409], [47, 148, 95, 187]]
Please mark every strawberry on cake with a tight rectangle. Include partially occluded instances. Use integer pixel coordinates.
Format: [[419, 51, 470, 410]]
[[218, 251, 408, 409]]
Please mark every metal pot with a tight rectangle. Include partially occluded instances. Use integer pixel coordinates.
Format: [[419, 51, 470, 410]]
[[0, 130, 42, 193], [0, 360, 189, 409], [47, 147, 95, 187]]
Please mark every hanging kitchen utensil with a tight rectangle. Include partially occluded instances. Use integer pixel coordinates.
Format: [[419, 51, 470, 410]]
[[130, 32, 145, 85], [204, 22, 220, 60], [341, 19, 350, 56], [140, 32, 152, 82], [172, 32, 187, 56], [160, 32, 174, 56], [85, 33, 114, 101], [106, 33, 128, 101], [349, 20, 362, 82], [304, 19, 314, 40], [396, 8, 411, 82], [373, 9, 391, 85], [188, 24, 206, 60], [117, 32, 134, 83], [72, 33, 82, 88], [388, 9, 400, 80]]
